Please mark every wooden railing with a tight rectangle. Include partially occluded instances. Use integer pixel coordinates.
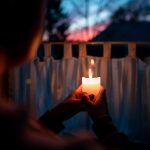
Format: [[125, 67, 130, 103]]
[[43, 42, 150, 44], [41, 42, 150, 59]]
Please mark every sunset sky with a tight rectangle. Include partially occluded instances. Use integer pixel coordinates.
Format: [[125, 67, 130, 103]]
[[60, 0, 150, 41], [43, 0, 150, 41]]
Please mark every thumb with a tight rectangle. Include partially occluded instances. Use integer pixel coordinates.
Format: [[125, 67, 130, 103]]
[[82, 93, 94, 108]]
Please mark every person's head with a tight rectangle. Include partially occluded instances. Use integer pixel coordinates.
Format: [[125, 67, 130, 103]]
[[0, 0, 46, 73]]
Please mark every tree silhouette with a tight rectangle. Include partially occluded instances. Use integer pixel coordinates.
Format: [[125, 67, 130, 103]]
[[46, 0, 69, 41], [112, 7, 140, 22]]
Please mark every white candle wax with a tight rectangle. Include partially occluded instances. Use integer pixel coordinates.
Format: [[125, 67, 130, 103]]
[[82, 77, 101, 96]]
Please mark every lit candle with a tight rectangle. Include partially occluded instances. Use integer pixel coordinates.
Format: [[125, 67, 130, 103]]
[[82, 61, 101, 96]]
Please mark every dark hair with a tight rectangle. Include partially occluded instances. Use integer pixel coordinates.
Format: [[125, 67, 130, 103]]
[[0, 0, 45, 66]]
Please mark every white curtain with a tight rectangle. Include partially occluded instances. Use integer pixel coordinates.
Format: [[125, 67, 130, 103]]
[[9, 43, 150, 143]]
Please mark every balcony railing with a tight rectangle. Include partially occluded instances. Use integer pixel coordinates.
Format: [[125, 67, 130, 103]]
[[41, 42, 150, 59]]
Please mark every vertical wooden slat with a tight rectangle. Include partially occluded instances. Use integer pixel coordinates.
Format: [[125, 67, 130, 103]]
[[128, 43, 136, 58], [103, 42, 111, 58], [44, 43, 51, 57], [79, 43, 87, 57], [64, 43, 72, 59]]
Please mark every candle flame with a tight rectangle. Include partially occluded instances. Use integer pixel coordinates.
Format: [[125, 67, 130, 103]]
[[89, 68, 92, 78], [91, 59, 94, 65]]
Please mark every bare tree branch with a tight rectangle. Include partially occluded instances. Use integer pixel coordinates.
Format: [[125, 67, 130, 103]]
[[70, 0, 86, 17]]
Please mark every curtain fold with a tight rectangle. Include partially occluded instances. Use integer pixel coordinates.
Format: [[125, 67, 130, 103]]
[[9, 46, 150, 143], [34, 57, 52, 117]]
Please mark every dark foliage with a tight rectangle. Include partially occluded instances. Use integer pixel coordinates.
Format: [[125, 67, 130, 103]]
[[46, 0, 69, 41]]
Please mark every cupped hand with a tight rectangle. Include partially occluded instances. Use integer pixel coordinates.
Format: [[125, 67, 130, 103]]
[[82, 86, 109, 121]]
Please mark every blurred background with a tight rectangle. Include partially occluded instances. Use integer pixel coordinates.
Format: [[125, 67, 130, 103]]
[[43, 0, 150, 42], [40, 0, 150, 62]]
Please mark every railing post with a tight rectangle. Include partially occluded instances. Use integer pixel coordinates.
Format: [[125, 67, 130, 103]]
[[128, 43, 136, 58], [64, 43, 72, 59], [44, 43, 51, 57], [79, 43, 87, 58], [103, 42, 111, 58]]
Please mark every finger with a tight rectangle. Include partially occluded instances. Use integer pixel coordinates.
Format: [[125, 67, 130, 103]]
[[72, 98, 83, 102], [64, 98, 82, 104], [82, 94, 89, 103], [75, 85, 82, 93], [66, 97, 88, 112], [82, 93, 94, 107], [75, 92, 83, 99], [89, 94, 95, 101]]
